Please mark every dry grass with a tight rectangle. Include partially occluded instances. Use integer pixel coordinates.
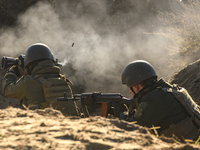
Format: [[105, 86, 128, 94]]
[[158, 0, 200, 72]]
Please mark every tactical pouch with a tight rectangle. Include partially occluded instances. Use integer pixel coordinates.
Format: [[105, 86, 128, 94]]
[[34, 75, 79, 116], [162, 84, 200, 128], [42, 77, 72, 104]]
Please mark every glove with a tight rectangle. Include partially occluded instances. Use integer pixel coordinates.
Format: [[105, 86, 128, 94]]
[[8, 65, 21, 76], [119, 111, 129, 120], [119, 111, 136, 122], [112, 104, 128, 118]]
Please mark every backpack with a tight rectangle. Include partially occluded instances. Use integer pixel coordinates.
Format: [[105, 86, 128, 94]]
[[162, 84, 200, 128]]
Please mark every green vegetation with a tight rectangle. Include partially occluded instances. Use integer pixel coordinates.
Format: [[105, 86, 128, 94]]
[[195, 136, 200, 145]]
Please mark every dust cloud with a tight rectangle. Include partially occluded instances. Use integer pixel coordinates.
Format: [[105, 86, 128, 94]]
[[0, 0, 184, 97]]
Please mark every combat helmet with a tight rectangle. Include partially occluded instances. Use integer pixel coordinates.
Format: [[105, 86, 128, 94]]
[[121, 60, 157, 88], [24, 43, 55, 68]]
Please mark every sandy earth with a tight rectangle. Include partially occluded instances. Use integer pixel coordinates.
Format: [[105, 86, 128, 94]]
[[0, 107, 199, 150]]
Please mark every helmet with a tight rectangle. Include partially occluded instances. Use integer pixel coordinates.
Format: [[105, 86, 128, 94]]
[[121, 60, 157, 87], [24, 43, 55, 68]]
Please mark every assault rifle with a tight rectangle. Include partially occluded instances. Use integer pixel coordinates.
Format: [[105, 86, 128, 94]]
[[57, 92, 135, 118]]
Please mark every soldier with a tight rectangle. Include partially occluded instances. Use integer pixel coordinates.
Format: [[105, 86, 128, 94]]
[[2, 43, 80, 116], [120, 60, 200, 140]]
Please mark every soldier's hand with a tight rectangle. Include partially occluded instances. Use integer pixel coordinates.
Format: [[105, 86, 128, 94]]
[[113, 104, 128, 118], [8, 65, 21, 76]]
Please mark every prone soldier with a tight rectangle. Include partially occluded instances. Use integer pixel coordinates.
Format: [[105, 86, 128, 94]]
[[120, 60, 200, 140]]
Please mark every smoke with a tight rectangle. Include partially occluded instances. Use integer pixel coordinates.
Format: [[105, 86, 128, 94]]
[[0, 0, 184, 97]]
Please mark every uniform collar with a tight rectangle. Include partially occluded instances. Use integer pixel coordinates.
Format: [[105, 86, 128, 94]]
[[137, 78, 166, 100], [31, 60, 61, 75]]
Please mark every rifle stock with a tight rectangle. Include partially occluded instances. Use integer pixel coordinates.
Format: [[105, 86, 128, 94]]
[[57, 92, 134, 118]]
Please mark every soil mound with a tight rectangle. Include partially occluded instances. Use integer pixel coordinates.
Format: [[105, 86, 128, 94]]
[[0, 107, 199, 150], [168, 59, 200, 105]]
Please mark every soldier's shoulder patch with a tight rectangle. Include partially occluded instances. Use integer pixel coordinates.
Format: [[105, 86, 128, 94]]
[[134, 101, 148, 119]]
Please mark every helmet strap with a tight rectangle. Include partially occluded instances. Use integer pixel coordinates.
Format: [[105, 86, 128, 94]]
[[130, 87, 136, 94], [133, 85, 147, 99], [135, 79, 157, 98]]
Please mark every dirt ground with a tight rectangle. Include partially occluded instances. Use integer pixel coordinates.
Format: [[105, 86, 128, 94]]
[[0, 107, 199, 150], [0, 0, 200, 149]]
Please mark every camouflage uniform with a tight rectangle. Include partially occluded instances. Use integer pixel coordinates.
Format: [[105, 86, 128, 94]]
[[3, 60, 79, 116], [120, 78, 200, 139]]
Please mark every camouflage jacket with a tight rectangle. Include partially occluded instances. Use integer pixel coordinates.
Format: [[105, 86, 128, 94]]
[[2, 60, 79, 115]]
